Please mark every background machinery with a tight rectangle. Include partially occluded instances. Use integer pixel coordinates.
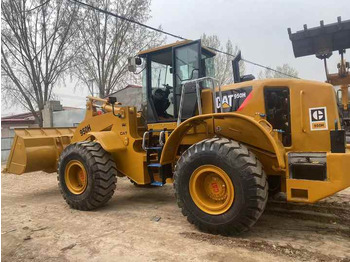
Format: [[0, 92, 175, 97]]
[[288, 17, 350, 136], [6, 39, 350, 235]]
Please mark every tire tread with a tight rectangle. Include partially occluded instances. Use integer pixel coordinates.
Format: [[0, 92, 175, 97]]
[[174, 138, 268, 235], [57, 142, 117, 211]]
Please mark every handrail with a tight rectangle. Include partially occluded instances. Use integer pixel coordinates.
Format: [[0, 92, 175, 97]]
[[300, 90, 306, 133], [142, 131, 149, 151], [159, 130, 171, 146], [258, 119, 273, 133], [177, 77, 222, 126]]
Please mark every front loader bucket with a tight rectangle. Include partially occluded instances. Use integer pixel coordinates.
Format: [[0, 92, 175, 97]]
[[5, 128, 76, 175]]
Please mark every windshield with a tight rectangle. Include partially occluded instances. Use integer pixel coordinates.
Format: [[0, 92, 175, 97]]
[[151, 62, 172, 88], [149, 60, 174, 119]]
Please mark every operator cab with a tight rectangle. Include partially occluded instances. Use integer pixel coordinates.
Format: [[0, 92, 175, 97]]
[[136, 40, 216, 123]]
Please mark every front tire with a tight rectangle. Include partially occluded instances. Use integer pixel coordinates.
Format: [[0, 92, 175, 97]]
[[58, 141, 117, 210], [174, 138, 268, 235]]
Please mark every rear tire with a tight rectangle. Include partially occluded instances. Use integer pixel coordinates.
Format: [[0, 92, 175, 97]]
[[58, 141, 117, 210], [174, 138, 268, 235]]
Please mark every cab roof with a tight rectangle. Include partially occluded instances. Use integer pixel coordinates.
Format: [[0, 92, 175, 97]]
[[137, 40, 216, 57]]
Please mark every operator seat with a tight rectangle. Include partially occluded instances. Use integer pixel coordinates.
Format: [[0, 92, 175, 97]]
[[152, 86, 171, 119]]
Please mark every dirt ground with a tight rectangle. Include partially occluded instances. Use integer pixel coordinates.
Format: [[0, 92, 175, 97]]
[[1, 170, 350, 262]]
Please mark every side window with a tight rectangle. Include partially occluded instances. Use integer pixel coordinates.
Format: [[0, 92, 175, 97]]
[[201, 53, 215, 88], [264, 87, 292, 146]]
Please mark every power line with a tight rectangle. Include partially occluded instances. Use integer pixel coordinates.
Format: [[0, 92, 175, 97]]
[[70, 0, 298, 79], [242, 59, 300, 79], [204, 48, 300, 79], [68, 0, 188, 40]]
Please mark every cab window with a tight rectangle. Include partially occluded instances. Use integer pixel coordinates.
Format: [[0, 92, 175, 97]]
[[150, 61, 174, 119]]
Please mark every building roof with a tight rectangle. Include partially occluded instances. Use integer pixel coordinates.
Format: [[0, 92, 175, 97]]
[[1, 111, 36, 124], [1, 118, 36, 124], [1, 112, 34, 120], [1, 106, 83, 124], [107, 84, 142, 97]]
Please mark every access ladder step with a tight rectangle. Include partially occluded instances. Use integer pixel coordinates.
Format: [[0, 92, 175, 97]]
[[148, 163, 162, 168], [146, 147, 163, 151], [147, 130, 165, 133], [150, 181, 164, 187]]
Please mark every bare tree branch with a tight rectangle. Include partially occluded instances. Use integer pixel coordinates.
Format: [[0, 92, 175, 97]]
[[1, 0, 79, 126], [73, 0, 164, 97], [201, 34, 245, 86]]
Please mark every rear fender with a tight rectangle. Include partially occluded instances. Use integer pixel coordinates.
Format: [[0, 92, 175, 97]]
[[160, 113, 286, 169]]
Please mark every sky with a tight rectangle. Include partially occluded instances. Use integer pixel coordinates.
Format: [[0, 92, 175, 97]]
[[1, 0, 350, 116], [149, 0, 350, 80]]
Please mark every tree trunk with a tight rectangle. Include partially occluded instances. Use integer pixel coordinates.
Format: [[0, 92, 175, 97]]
[[32, 110, 43, 127]]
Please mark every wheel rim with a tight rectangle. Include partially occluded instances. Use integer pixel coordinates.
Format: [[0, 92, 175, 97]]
[[65, 160, 88, 195], [189, 165, 234, 215]]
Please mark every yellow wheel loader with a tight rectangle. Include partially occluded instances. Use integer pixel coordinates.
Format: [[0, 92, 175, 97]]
[[6, 40, 350, 235]]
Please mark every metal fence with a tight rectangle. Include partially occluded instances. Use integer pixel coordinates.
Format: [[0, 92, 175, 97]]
[[1, 137, 13, 163]]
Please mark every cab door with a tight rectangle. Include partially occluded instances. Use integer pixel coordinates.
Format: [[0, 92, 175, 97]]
[[172, 40, 202, 120]]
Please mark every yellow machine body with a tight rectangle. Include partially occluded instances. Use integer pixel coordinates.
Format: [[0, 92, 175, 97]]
[[6, 41, 350, 205], [6, 79, 350, 203]]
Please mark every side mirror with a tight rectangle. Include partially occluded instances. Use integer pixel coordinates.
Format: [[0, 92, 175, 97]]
[[128, 57, 142, 73]]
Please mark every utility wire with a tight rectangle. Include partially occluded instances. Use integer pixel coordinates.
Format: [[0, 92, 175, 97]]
[[204, 48, 300, 79], [69, 0, 298, 79], [242, 59, 300, 79], [68, 0, 188, 40]]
